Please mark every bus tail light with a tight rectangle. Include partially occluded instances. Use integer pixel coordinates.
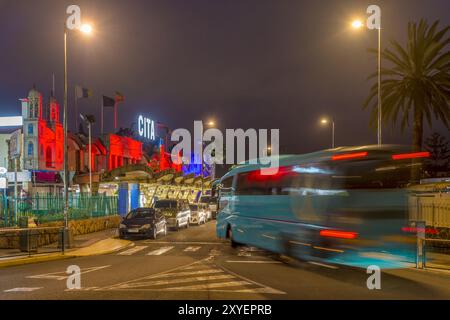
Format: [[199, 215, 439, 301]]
[[392, 152, 430, 160], [332, 152, 368, 161], [320, 229, 358, 239]]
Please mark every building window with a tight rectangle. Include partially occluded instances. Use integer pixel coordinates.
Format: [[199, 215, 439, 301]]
[[27, 142, 34, 157], [28, 124, 33, 135]]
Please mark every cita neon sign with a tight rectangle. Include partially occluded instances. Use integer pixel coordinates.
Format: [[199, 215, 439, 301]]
[[138, 115, 155, 140]]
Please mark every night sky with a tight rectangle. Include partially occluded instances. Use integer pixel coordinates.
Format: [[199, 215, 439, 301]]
[[1, 0, 449, 154]]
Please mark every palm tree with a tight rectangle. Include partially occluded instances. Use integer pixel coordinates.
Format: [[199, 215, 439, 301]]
[[364, 19, 449, 151]]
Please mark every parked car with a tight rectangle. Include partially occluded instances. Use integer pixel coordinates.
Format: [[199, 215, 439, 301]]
[[189, 203, 208, 225], [154, 199, 190, 230], [200, 195, 217, 219], [119, 207, 167, 239]]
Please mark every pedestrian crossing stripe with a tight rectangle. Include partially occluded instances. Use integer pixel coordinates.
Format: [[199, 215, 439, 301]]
[[184, 246, 201, 252], [118, 246, 147, 256], [4, 287, 42, 293], [147, 246, 174, 255], [97, 258, 285, 294]]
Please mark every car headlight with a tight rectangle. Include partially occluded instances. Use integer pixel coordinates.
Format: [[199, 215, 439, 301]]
[[141, 224, 151, 229], [119, 224, 126, 229]]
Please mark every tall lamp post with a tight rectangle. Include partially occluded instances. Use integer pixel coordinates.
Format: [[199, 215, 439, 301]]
[[80, 114, 96, 194], [200, 120, 216, 196], [352, 13, 382, 145], [320, 118, 335, 148], [62, 22, 92, 243]]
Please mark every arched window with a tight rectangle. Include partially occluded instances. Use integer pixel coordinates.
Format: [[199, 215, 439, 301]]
[[28, 124, 33, 135], [27, 142, 34, 157]]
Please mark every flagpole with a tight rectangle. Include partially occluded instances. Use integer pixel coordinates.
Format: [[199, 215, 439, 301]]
[[75, 87, 78, 131], [101, 97, 104, 135], [114, 102, 117, 131]]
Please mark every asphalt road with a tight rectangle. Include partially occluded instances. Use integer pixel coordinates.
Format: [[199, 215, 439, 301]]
[[0, 221, 449, 300]]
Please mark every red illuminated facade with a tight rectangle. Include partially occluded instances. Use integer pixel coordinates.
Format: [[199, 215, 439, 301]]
[[22, 87, 63, 171]]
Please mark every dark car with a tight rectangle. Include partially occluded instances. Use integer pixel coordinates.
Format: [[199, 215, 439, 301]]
[[119, 207, 167, 239]]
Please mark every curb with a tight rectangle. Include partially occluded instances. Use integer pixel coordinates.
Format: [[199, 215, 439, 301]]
[[0, 238, 132, 268], [69, 238, 133, 257], [0, 253, 72, 268]]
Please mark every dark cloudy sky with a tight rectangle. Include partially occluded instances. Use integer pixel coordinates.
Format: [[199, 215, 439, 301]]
[[0, 0, 449, 153]]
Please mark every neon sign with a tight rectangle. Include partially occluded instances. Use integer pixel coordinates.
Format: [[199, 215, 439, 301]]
[[138, 115, 155, 140]]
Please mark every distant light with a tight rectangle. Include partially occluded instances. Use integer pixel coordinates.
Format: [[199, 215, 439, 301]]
[[207, 120, 215, 127], [320, 118, 328, 125], [352, 20, 363, 29], [0, 116, 23, 127], [267, 146, 272, 151], [80, 24, 93, 34]]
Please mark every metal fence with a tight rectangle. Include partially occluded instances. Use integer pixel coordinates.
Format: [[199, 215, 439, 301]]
[[0, 193, 118, 227], [409, 193, 450, 229]]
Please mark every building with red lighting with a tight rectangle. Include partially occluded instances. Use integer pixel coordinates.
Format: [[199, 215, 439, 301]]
[[21, 87, 63, 172]]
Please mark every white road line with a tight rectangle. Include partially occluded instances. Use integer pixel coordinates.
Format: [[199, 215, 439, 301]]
[[184, 246, 201, 252], [27, 265, 111, 281], [143, 241, 222, 245], [117, 274, 235, 289], [308, 261, 339, 269], [146, 246, 174, 256], [225, 260, 282, 264], [164, 280, 250, 291], [4, 287, 42, 292], [144, 269, 223, 278], [118, 246, 148, 256]]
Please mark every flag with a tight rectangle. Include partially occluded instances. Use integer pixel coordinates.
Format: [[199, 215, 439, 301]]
[[75, 85, 93, 99], [102, 95, 115, 108], [115, 91, 125, 103]]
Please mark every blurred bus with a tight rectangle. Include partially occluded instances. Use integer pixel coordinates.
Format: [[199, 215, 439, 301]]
[[216, 145, 430, 269]]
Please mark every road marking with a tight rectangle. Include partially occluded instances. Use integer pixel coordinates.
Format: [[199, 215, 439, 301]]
[[313, 246, 344, 253], [143, 241, 223, 245], [97, 257, 285, 294], [209, 249, 221, 256], [118, 246, 148, 255], [226, 260, 282, 264], [118, 275, 235, 289], [184, 246, 201, 252], [27, 265, 111, 281], [289, 240, 311, 247], [146, 246, 174, 255], [4, 287, 42, 292], [308, 261, 339, 269], [64, 287, 99, 292]]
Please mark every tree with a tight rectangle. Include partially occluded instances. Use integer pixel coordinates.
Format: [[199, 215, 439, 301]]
[[424, 132, 450, 177], [364, 19, 450, 151]]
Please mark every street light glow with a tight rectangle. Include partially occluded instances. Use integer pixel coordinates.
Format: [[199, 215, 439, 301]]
[[207, 120, 215, 127], [352, 20, 363, 29], [80, 24, 93, 34], [320, 118, 328, 125]]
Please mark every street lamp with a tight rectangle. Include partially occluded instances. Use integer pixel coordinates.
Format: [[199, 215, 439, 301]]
[[63, 21, 93, 242], [200, 120, 217, 194], [80, 114, 96, 194], [351, 17, 382, 146], [320, 117, 335, 149]]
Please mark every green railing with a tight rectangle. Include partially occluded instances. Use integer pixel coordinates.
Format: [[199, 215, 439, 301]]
[[0, 193, 118, 227]]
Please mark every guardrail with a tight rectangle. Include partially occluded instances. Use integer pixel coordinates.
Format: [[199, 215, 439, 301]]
[[0, 193, 118, 227], [409, 193, 450, 229]]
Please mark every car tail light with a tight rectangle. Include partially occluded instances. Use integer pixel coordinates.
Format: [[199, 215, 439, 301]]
[[392, 152, 430, 160], [320, 229, 358, 239], [332, 152, 368, 161]]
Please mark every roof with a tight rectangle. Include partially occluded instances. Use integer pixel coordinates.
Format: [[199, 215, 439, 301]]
[[220, 144, 413, 181]]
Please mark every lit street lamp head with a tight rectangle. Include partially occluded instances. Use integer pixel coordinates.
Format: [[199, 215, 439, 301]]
[[80, 24, 93, 34], [351, 20, 363, 29], [207, 120, 215, 127], [320, 118, 329, 125]]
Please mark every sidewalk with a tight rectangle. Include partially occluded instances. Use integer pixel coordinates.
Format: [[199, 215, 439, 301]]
[[426, 251, 450, 270], [0, 228, 131, 268]]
